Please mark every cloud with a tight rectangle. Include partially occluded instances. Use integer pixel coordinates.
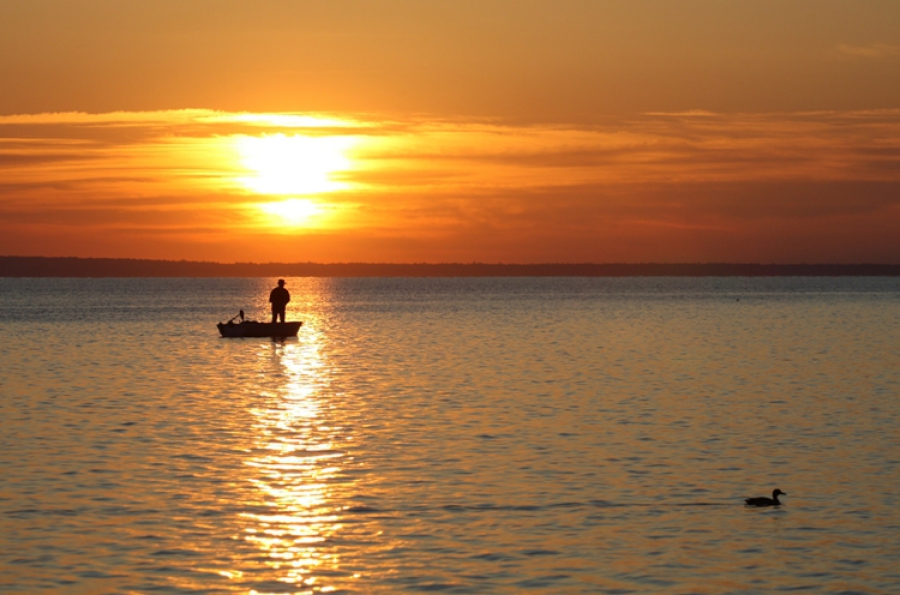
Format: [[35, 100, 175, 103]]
[[642, 110, 718, 118], [837, 43, 900, 60], [0, 110, 215, 126], [2, 108, 900, 262]]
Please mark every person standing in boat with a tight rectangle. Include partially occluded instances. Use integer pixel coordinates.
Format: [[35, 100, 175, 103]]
[[269, 279, 290, 323]]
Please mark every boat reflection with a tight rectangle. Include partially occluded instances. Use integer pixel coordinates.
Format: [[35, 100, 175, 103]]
[[238, 322, 349, 594]]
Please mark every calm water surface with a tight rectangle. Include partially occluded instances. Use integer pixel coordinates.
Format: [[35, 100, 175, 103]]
[[1, 277, 899, 594]]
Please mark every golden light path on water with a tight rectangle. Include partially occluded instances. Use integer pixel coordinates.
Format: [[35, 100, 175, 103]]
[[236, 320, 352, 594]]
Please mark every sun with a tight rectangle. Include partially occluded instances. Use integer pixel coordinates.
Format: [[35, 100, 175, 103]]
[[235, 133, 357, 196], [233, 132, 358, 227]]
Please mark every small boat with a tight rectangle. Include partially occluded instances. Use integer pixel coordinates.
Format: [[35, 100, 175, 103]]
[[217, 320, 303, 338]]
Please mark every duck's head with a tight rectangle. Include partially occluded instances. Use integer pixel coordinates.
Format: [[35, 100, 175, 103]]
[[773, 489, 786, 497]]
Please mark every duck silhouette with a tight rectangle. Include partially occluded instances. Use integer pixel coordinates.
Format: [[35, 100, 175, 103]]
[[745, 489, 786, 507]]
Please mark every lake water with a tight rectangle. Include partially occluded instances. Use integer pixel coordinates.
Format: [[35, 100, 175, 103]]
[[1, 277, 899, 594]]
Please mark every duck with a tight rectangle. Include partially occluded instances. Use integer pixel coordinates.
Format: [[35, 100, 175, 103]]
[[745, 489, 786, 507]]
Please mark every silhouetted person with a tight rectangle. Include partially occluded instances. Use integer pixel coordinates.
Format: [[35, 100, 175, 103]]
[[269, 279, 290, 323]]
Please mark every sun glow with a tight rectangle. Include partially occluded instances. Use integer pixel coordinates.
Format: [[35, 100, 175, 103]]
[[258, 198, 322, 226], [235, 133, 357, 196]]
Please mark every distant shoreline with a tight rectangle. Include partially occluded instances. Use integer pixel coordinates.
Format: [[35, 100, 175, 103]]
[[2, 256, 900, 277]]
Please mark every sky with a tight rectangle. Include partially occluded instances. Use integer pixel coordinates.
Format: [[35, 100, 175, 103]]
[[1, 0, 899, 263]]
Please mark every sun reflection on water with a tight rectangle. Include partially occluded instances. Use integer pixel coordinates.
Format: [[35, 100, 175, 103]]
[[239, 323, 349, 594]]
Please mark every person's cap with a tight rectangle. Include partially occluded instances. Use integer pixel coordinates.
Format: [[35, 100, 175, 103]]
[[278, 279, 285, 285]]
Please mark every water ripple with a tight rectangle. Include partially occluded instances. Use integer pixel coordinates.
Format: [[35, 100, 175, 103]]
[[1, 277, 899, 593]]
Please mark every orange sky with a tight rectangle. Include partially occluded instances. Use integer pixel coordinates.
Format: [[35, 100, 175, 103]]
[[2, 1, 900, 263]]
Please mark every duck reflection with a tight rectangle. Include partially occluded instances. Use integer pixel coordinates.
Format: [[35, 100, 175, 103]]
[[240, 323, 349, 593]]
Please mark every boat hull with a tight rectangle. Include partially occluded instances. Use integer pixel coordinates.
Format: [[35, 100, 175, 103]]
[[217, 321, 303, 338]]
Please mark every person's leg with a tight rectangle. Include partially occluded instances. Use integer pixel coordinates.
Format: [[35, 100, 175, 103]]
[[271, 308, 278, 323]]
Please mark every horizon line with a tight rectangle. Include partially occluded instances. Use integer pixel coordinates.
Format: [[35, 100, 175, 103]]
[[2, 256, 900, 277]]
